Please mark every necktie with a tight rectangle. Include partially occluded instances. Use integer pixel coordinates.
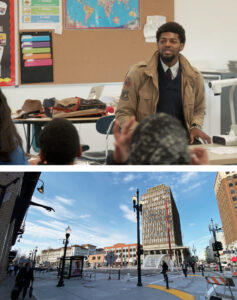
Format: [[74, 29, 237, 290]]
[[166, 68, 172, 80]]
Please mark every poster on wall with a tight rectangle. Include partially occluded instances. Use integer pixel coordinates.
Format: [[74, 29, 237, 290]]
[[20, 31, 53, 84], [65, 0, 140, 29], [19, 0, 62, 34], [0, 0, 15, 86], [70, 259, 83, 277]]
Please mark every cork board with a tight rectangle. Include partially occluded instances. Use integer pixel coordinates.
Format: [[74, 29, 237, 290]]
[[19, 0, 174, 85]]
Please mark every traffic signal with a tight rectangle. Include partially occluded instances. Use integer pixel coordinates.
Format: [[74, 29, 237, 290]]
[[212, 241, 223, 251]]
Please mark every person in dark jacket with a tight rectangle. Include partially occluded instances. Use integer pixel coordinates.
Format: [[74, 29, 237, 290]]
[[15, 262, 34, 299], [162, 261, 169, 280], [182, 261, 188, 277]]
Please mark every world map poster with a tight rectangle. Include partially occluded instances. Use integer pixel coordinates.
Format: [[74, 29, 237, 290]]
[[65, 0, 140, 29]]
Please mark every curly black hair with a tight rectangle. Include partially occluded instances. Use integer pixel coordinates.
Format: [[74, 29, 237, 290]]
[[156, 22, 186, 44], [39, 118, 80, 165]]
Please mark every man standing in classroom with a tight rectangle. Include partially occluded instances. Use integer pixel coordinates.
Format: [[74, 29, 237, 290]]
[[116, 22, 211, 144]]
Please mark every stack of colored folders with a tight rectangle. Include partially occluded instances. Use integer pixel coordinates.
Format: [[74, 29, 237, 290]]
[[21, 34, 52, 67]]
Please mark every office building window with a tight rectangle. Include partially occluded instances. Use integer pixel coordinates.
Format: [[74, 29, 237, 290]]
[[229, 183, 233, 187], [233, 196, 237, 201], [231, 190, 235, 194]]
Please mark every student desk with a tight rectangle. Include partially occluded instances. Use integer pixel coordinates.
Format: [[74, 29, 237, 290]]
[[189, 143, 237, 165], [14, 117, 99, 153]]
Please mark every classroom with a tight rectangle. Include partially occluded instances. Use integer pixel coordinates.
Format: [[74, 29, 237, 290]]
[[1, 0, 237, 165]]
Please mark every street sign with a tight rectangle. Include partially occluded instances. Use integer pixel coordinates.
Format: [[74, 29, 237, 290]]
[[223, 250, 235, 254]]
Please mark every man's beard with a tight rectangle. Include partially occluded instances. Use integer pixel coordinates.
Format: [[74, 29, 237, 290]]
[[160, 53, 175, 64]]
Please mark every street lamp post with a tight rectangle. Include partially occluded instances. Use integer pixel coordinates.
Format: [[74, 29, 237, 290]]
[[33, 246, 38, 268], [29, 250, 32, 262], [132, 188, 142, 287], [208, 218, 223, 273], [57, 226, 71, 287]]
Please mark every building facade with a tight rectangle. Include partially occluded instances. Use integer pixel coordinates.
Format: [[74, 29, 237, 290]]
[[0, 172, 40, 284], [104, 243, 139, 266], [141, 184, 189, 265], [214, 172, 237, 249], [40, 244, 97, 267]]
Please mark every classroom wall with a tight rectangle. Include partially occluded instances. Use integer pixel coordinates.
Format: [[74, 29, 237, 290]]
[[3, 0, 237, 152], [175, 0, 237, 70]]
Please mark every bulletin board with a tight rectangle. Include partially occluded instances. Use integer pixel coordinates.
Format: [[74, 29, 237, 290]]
[[18, 0, 174, 85]]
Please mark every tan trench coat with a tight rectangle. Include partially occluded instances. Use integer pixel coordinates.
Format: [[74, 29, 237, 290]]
[[116, 50, 206, 132]]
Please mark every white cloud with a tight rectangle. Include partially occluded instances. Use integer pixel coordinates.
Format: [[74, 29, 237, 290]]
[[179, 172, 198, 184], [189, 223, 196, 227], [129, 186, 136, 192], [119, 204, 136, 223], [79, 214, 91, 219], [182, 182, 203, 193], [30, 195, 78, 220], [123, 174, 137, 183], [55, 196, 74, 206]]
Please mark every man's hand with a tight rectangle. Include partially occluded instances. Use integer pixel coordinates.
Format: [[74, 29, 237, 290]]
[[190, 147, 209, 165], [113, 116, 135, 164], [189, 128, 211, 144]]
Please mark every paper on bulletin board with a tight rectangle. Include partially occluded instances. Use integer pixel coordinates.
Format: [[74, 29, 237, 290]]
[[0, 0, 15, 86], [143, 16, 166, 43], [19, 0, 62, 34], [20, 31, 54, 84]]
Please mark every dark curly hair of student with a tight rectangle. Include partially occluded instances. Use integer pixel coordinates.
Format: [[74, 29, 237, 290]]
[[156, 22, 186, 44], [0, 89, 23, 162], [39, 118, 80, 165]]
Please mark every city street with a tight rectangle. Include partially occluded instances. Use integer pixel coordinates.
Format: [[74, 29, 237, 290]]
[[1, 269, 237, 300]]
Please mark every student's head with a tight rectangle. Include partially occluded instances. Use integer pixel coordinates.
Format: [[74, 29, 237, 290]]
[[128, 113, 190, 165], [0, 89, 23, 162], [39, 118, 81, 165], [156, 22, 185, 65]]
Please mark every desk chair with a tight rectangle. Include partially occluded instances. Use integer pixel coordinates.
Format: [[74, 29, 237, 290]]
[[81, 115, 115, 164]]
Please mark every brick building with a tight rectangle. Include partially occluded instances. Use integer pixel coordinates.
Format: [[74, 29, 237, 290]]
[[141, 184, 189, 265], [214, 172, 237, 248], [104, 243, 139, 266]]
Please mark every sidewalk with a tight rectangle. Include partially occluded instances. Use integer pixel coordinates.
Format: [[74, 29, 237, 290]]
[[33, 276, 180, 300], [0, 275, 37, 300], [2, 270, 235, 300]]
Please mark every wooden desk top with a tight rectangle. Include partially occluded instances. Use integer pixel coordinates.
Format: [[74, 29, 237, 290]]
[[189, 143, 237, 165], [13, 116, 100, 124]]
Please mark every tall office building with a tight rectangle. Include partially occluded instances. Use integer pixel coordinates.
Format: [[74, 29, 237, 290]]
[[214, 172, 237, 247], [141, 184, 189, 264]]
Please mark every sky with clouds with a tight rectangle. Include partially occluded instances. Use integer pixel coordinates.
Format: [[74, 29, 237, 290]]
[[15, 172, 221, 259]]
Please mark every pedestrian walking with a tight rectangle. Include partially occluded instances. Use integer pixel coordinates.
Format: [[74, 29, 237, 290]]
[[8, 265, 14, 276], [200, 264, 205, 276], [161, 261, 168, 281], [182, 261, 188, 277], [191, 262, 195, 274], [14, 265, 19, 276], [12, 262, 34, 300]]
